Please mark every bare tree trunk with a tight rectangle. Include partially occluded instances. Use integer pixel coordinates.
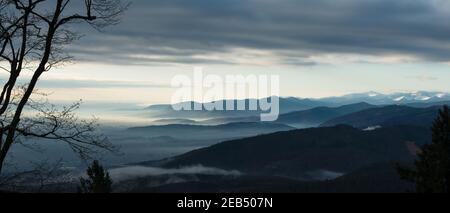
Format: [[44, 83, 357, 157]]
[[0, 0, 127, 176]]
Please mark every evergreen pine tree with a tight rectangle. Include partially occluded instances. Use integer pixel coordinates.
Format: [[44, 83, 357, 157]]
[[79, 160, 113, 193], [398, 105, 450, 193]]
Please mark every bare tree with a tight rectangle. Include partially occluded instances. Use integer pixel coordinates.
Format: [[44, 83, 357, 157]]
[[0, 0, 129, 175]]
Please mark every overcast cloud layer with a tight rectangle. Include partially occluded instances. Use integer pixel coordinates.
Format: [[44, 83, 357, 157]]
[[66, 0, 450, 66]]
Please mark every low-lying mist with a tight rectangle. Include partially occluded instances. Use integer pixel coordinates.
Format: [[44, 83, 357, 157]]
[[109, 165, 242, 183]]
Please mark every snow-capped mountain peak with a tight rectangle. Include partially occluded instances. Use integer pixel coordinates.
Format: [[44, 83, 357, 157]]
[[436, 93, 446, 98], [394, 96, 405, 102]]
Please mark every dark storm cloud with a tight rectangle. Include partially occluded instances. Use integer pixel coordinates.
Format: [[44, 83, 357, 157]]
[[68, 0, 450, 65]]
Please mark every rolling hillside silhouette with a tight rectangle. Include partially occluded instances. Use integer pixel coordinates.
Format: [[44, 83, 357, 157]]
[[143, 125, 430, 179]]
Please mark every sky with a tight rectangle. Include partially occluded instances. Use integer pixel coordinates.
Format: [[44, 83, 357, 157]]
[[9, 0, 450, 107]]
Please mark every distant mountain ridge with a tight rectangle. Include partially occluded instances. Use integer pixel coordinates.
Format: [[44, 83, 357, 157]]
[[275, 102, 376, 127], [150, 118, 198, 125], [320, 91, 450, 105], [126, 122, 295, 140], [320, 105, 444, 128], [144, 97, 330, 119], [143, 91, 450, 120], [198, 102, 376, 127]]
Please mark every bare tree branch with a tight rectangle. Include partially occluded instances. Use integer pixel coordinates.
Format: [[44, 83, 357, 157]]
[[0, 0, 128, 175]]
